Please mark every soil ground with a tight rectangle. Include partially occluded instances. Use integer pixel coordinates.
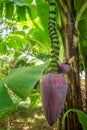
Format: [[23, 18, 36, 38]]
[[0, 105, 58, 130]]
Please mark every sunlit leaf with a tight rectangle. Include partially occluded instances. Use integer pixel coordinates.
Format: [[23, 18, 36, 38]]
[[28, 23, 50, 50], [0, 62, 49, 100], [5, 33, 29, 49], [36, 0, 49, 31], [27, 5, 38, 20], [0, 85, 13, 112]]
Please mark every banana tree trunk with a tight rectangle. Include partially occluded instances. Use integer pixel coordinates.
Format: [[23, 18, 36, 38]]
[[57, 1, 83, 130]]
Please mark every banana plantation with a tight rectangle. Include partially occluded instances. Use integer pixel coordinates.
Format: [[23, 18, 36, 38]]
[[0, 0, 87, 130]]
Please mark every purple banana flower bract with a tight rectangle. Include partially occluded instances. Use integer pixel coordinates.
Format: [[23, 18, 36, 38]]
[[58, 63, 70, 74], [41, 73, 68, 126]]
